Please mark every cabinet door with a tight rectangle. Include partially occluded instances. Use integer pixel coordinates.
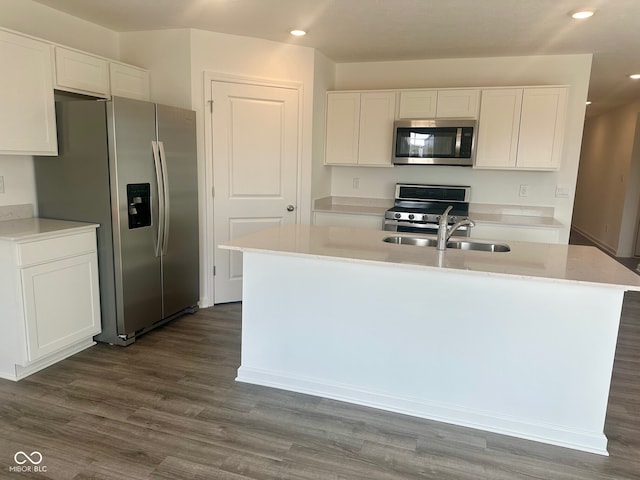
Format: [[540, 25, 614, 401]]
[[474, 89, 523, 169], [21, 253, 101, 362], [398, 90, 437, 118], [436, 89, 480, 118], [516, 87, 567, 170], [55, 46, 110, 97], [0, 30, 57, 155], [358, 92, 396, 166], [110, 62, 150, 101], [325, 92, 360, 165]]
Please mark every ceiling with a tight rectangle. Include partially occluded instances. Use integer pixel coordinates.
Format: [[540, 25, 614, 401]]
[[33, 0, 640, 118]]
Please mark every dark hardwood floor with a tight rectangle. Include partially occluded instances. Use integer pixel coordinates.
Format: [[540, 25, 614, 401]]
[[2, 298, 640, 479]]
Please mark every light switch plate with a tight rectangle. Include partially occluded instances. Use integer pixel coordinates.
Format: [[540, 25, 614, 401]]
[[0, 176, 4, 194]]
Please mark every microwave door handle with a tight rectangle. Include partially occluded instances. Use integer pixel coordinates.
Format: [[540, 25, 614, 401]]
[[454, 127, 463, 157]]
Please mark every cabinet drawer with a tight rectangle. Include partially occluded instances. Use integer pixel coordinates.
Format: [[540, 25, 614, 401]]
[[17, 231, 97, 267]]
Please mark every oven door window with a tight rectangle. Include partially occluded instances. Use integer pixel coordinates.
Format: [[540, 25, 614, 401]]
[[396, 127, 458, 158]]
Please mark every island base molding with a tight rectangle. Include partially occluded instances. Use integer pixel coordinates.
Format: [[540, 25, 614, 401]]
[[237, 251, 625, 456], [236, 367, 608, 455]]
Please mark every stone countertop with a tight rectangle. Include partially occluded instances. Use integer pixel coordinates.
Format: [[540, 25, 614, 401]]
[[0, 217, 99, 241], [221, 224, 640, 290]]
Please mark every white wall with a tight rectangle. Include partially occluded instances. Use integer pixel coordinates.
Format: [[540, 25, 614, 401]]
[[119, 29, 192, 109], [0, 156, 36, 208], [331, 54, 593, 243], [573, 102, 640, 255]]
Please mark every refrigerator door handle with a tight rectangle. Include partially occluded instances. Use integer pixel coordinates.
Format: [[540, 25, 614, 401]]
[[152, 140, 165, 257], [158, 141, 171, 255]]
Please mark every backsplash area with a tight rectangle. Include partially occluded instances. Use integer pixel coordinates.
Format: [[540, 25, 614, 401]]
[[0, 204, 33, 221]]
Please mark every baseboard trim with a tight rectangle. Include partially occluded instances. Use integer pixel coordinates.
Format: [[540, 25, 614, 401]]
[[3, 338, 97, 381], [236, 366, 609, 456]]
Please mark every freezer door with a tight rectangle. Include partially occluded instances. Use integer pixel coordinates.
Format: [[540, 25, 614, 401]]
[[108, 97, 163, 334], [156, 104, 199, 317]]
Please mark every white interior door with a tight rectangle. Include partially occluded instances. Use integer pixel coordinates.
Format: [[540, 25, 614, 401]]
[[212, 80, 299, 303]]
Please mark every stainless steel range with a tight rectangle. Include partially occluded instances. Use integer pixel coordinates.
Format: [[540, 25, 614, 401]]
[[384, 184, 472, 236]]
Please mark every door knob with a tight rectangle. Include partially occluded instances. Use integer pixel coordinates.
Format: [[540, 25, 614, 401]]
[[286, 205, 295, 212]]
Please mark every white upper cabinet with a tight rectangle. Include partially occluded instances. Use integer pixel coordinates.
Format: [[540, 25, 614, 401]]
[[110, 62, 151, 101], [0, 30, 57, 156], [325, 92, 360, 165], [475, 88, 523, 169], [358, 92, 397, 166], [54, 46, 110, 97], [54, 47, 150, 101], [398, 90, 437, 119], [325, 91, 396, 166], [398, 89, 480, 119], [517, 88, 568, 170], [475, 87, 568, 170], [436, 89, 480, 118]]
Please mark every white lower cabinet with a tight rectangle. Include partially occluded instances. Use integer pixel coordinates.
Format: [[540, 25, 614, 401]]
[[0, 226, 101, 381]]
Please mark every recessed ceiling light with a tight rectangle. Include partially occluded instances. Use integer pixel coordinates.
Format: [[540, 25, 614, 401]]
[[290, 29, 307, 37], [586, 101, 592, 105], [571, 10, 595, 19], [630, 74, 640, 80]]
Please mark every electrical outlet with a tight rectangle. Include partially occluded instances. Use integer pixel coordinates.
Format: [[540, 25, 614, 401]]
[[555, 185, 571, 198], [0, 176, 4, 194], [519, 184, 529, 197], [352, 177, 360, 190]]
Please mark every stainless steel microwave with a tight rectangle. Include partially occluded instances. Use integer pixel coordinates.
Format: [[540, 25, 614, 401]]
[[392, 119, 477, 166]]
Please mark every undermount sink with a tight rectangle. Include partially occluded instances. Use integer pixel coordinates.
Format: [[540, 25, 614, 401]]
[[382, 236, 438, 247], [445, 240, 511, 252], [383, 236, 510, 253]]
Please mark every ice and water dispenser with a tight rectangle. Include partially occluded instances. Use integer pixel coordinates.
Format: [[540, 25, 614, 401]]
[[127, 183, 151, 229]]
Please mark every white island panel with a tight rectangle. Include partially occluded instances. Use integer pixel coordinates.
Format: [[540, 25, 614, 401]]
[[222, 224, 640, 455]]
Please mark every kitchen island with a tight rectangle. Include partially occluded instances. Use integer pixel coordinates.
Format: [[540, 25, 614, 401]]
[[220, 224, 640, 455]]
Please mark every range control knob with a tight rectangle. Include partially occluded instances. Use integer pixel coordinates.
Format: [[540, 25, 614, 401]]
[[435, 215, 441, 222], [408, 214, 415, 220], [449, 216, 457, 223], [394, 213, 401, 219]]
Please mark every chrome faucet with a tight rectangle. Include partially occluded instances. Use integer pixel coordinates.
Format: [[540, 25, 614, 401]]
[[437, 205, 476, 251]]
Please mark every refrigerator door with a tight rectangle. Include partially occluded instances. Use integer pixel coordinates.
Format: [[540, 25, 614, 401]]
[[108, 97, 163, 334], [156, 104, 199, 317]]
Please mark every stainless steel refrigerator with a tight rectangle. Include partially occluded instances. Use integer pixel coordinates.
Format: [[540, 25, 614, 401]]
[[35, 96, 199, 346]]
